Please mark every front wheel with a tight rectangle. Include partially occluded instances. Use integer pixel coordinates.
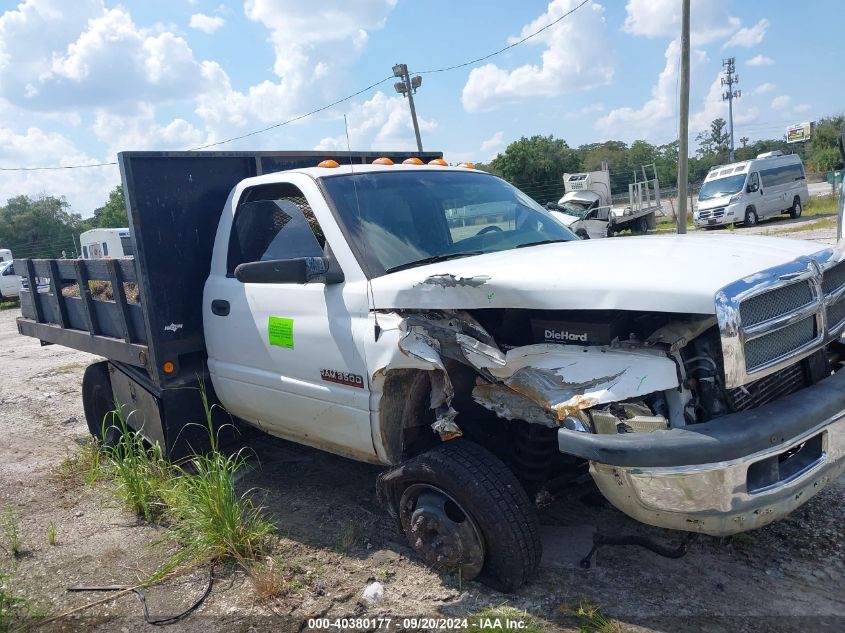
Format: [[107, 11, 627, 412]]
[[377, 440, 542, 591], [744, 208, 758, 227], [789, 197, 802, 219]]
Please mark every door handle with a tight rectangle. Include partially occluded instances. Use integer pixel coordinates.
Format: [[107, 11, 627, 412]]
[[211, 299, 230, 316]]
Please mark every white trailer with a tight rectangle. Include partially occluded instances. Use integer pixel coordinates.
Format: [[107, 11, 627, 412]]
[[80, 228, 132, 259], [547, 166, 661, 239]]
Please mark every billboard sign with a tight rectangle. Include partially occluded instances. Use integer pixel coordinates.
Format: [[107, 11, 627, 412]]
[[787, 121, 812, 143]]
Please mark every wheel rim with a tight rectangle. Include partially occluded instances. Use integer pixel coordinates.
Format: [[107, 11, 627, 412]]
[[794, 199, 802, 215], [399, 483, 485, 579], [747, 211, 756, 225]]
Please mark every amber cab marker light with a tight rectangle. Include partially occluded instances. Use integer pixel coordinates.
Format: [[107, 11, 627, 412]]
[[458, 162, 476, 169], [162, 361, 176, 374], [402, 157, 424, 165], [317, 159, 340, 168], [428, 158, 448, 166], [372, 157, 394, 165]]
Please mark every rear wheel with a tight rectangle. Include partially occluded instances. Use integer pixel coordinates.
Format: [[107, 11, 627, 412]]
[[82, 361, 119, 445], [632, 217, 649, 235], [744, 208, 758, 227], [789, 196, 802, 219], [378, 440, 542, 591]]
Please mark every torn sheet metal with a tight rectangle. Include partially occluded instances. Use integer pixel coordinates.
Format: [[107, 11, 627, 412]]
[[470, 344, 679, 423], [417, 274, 490, 288]]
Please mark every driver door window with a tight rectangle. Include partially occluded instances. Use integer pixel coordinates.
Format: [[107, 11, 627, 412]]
[[748, 172, 759, 192]]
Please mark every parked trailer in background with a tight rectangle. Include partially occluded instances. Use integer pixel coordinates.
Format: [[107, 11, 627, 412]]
[[80, 228, 132, 259], [0, 249, 12, 262], [545, 166, 661, 239]]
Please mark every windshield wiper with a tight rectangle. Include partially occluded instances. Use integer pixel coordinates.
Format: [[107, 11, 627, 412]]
[[516, 239, 570, 249], [385, 251, 484, 274]]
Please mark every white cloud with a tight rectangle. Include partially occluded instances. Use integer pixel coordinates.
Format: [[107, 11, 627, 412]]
[[480, 131, 505, 154], [461, 0, 612, 113], [746, 54, 774, 67], [0, 3, 214, 111], [564, 103, 605, 118], [753, 82, 776, 94], [793, 103, 812, 114], [313, 91, 436, 152], [771, 95, 791, 110], [723, 19, 769, 48], [623, 0, 740, 43], [189, 13, 225, 34], [0, 126, 117, 213]]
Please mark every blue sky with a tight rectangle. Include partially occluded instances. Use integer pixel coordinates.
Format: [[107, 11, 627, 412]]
[[0, 0, 842, 214]]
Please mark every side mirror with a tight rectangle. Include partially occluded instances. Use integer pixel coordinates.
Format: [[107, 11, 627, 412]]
[[234, 256, 344, 284], [747, 183, 758, 193]]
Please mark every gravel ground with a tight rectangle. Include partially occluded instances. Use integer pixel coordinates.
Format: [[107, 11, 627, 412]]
[[2, 224, 845, 632]]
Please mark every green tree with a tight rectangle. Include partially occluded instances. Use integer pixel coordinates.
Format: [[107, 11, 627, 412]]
[[0, 195, 86, 258], [487, 135, 582, 203], [806, 116, 844, 172], [94, 185, 128, 228], [695, 117, 729, 160]]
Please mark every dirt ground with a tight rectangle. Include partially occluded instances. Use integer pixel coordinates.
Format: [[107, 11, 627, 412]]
[[2, 224, 845, 632]]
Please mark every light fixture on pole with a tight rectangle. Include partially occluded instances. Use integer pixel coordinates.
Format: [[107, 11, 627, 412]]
[[392, 63, 424, 152], [721, 57, 741, 162]]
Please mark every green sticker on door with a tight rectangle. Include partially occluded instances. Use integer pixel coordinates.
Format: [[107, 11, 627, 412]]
[[268, 316, 294, 349]]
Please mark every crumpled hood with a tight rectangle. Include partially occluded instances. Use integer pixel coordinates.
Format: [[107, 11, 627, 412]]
[[370, 235, 833, 314]]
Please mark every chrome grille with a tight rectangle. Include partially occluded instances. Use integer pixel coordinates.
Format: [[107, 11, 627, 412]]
[[745, 316, 816, 372], [827, 300, 845, 331], [739, 281, 814, 327], [822, 260, 845, 294]]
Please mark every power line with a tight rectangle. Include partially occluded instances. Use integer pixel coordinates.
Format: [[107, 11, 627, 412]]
[[413, 0, 591, 74], [0, 1, 593, 171]]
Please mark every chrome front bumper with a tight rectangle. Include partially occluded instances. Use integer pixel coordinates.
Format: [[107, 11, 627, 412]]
[[590, 413, 845, 536]]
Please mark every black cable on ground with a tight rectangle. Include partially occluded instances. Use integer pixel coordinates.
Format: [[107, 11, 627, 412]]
[[580, 533, 691, 569], [67, 564, 214, 626]]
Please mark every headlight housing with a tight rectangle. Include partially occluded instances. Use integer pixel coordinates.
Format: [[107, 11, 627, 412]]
[[729, 192, 744, 204]]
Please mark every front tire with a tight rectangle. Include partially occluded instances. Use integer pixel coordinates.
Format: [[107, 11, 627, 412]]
[[378, 440, 542, 592], [744, 208, 758, 227], [789, 197, 802, 219]]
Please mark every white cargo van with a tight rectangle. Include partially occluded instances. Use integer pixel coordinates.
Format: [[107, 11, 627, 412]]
[[80, 228, 132, 259], [695, 151, 809, 228], [0, 249, 12, 262]]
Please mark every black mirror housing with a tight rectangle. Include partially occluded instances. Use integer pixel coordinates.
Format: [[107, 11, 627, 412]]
[[234, 257, 344, 284]]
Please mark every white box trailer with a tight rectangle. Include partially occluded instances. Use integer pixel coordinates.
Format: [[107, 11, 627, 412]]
[[80, 228, 132, 259]]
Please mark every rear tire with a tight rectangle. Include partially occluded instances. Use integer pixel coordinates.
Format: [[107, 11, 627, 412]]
[[632, 217, 649, 235], [82, 361, 119, 445], [744, 208, 758, 227], [789, 197, 802, 219], [378, 440, 542, 592]]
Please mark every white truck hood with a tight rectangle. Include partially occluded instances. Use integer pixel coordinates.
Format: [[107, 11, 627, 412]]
[[547, 210, 580, 227], [697, 194, 733, 211], [370, 235, 831, 314]]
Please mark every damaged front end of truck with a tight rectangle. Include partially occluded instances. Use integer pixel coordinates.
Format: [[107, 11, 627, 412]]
[[371, 250, 845, 537]]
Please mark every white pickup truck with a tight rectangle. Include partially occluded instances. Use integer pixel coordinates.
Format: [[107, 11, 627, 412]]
[[16, 151, 845, 591]]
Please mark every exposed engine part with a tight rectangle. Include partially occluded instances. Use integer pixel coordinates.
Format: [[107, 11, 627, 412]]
[[588, 400, 668, 434]]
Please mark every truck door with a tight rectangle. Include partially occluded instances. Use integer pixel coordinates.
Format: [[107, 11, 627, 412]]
[[203, 181, 376, 461]]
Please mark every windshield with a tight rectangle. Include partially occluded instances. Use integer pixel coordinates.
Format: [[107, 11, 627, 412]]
[[321, 170, 576, 277], [698, 174, 747, 201], [556, 202, 590, 219]]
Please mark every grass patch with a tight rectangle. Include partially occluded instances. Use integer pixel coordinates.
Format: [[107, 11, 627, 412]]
[[803, 195, 838, 217], [247, 556, 289, 600], [558, 600, 622, 633], [46, 523, 57, 547], [1, 509, 22, 559], [467, 605, 545, 633], [53, 438, 104, 488], [0, 573, 27, 633], [336, 519, 363, 552], [0, 298, 18, 311], [761, 216, 837, 236]]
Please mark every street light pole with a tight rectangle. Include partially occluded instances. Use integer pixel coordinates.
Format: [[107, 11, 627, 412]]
[[393, 63, 423, 152]]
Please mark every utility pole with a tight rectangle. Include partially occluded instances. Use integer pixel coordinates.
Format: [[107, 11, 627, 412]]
[[677, 0, 690, 235], [392, 63, 423, 152], [721, 57, 741, 162]]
